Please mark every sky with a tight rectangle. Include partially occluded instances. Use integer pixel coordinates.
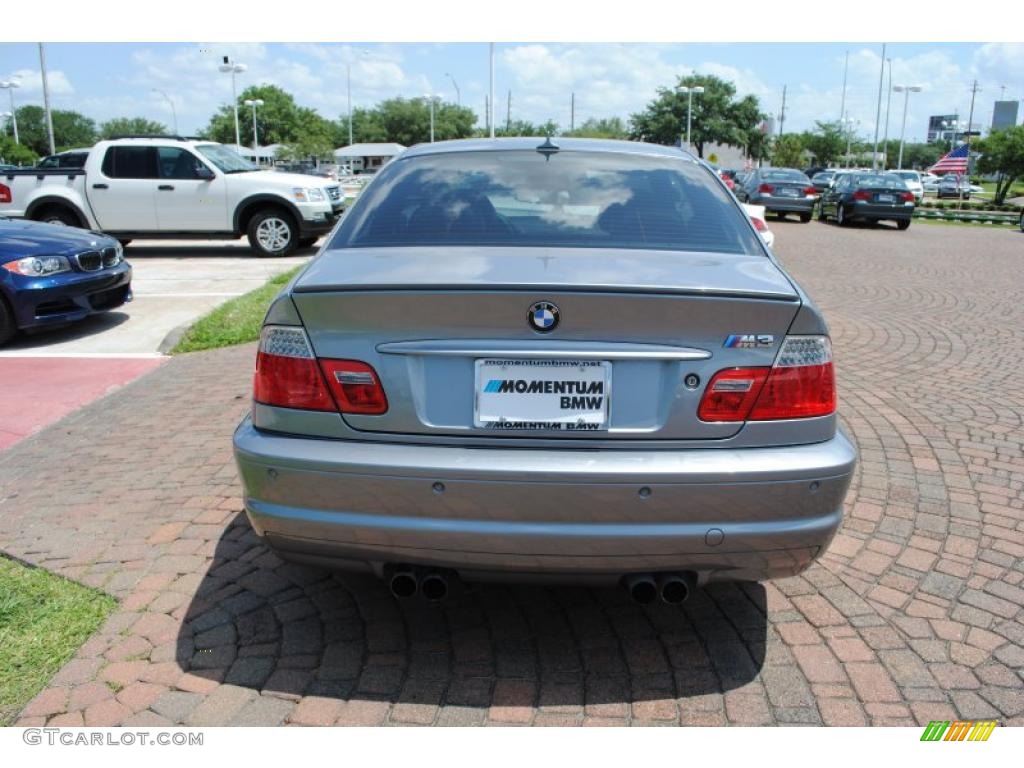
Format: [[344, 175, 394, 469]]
[[1, 42, 1022, 145]]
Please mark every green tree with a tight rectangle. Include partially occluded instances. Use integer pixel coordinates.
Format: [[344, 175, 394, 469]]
[[772, 134, 805, 168], [629, 73, 764, 158], [364, 97, 477, 146], [564, 117, 628, 139], [0, 134, 38, 165], [98, 117, 168, 139], [204, 84, 335, 150], [14, 105, 97, 155], [801, 121, 846, 167], [975, 125, 1024, 204], [899, 142, 944, 171]]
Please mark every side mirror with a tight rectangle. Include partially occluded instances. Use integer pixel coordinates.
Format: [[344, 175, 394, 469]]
[[195, 166, 215, 181]]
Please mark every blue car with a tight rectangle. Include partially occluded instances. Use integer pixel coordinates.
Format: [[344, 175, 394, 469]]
[[0, 217, 132, 346]]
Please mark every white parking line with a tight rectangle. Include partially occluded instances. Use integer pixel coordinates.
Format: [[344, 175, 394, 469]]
[[0, 351, 166, 359]]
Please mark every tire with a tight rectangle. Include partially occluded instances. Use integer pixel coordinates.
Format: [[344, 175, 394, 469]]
[[836, 204, 848, 227], [1019, 212, 1024, 233], [297, 236, 319, 249], [799, 212, 812, 223], [118, 239, 132, 248], [897, 219, 911, 231], [0, 296, 16, 347], [247, 209, 298, 257], [33, 206, 81, 228]]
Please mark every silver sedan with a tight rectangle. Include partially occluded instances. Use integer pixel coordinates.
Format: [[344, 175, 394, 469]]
[[233, 138, 856, 605]]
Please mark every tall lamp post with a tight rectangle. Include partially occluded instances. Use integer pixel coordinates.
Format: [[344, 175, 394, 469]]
[[892, 84, 922, 170], [424, 95, 435, 143], [244, 98, 264, 163], [218, 58, 247, 149], [445, 73, 460, 106], [676, 85, 704, 151], [0, 77, 20, 144], [842, 115, 858, 168], [345, 49, 370, 148], [151, 88, 178, 134]]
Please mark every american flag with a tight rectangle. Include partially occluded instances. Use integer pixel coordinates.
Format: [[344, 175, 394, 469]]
[[928, 143, 970, 174]]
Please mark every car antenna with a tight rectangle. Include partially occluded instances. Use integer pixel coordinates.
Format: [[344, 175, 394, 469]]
[[536, 136, 559, 161]]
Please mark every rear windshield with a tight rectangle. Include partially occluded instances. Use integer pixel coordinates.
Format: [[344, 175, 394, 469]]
[[761, 169, 809, 181], [332, 149, 763, 255], [852, 173, 906, 187], [892, 171, 919, 180]]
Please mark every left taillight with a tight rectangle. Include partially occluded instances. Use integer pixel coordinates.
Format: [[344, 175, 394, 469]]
[[901, 191, 915, 202], [253, 325, 389, 415], [698, 336, 836, 422], [254, 325, 335, 411], [0, 183, 11, 204], [750, 216, 768, 233]]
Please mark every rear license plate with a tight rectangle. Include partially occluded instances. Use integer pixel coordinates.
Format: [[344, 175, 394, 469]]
[[779, 188, 799, 197], [877, 194, 894, 203], [475, 359, 611, 431]]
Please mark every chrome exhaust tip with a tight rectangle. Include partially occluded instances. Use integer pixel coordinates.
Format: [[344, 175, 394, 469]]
[[657, 572, 696, 605], [389, 570, 419, 599], [420, 572, 449, 602], [624, 574, 658, 605]]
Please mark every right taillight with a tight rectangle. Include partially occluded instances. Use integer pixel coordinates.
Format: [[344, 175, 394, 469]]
[[0, 184, 10, 204], [758, 183, 775, 194], [750, 217, 768, 233], [698, 336, 835, 422], [852, 189, 871, 201]]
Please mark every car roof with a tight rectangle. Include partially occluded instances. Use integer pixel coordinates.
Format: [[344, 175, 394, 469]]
[[399, 137, 699, 163]]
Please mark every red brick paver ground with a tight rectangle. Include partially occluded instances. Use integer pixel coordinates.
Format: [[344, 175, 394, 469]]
[[1, 222, 1022, 726]]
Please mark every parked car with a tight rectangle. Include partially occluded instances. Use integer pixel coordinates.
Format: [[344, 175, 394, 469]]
[[0, 137, 346, 257], [705, 162, 735, 191], [0, 216, 132, 346], [36, 149, 90, 170], [735, 167, 817, 222], [937, 175, 971, 199], [817, 171, 915, 229], [889, 170, 924, 202], [232, 137, 856, 603], [810, 170, 837, 193], [742, 203, 774, 248]]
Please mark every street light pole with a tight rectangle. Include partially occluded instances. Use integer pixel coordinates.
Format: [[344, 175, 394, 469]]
[[893, 85, 922, 170], [38, 43, 55, 155], [151, 88, 177, 134], [218, 58, 247, 149], [881, 58, 892, 169], [0, 78, 20, 144], [445, 73, 460, 106], [244, 99, 264, 163], [425, 95, 435, 143], [676, 85, 704, 152]]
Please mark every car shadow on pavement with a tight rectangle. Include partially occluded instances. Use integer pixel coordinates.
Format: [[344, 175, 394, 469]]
[[3, 311, 131, 351], [124, 243, 321, 259], [175, 512, 767, 716]]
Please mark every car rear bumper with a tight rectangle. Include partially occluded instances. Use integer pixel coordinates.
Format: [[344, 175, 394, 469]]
[[233, 417, 857, 584], [849, 202, 914, 221], [750, 195, 816, 213], [6, 263, 132, 330]]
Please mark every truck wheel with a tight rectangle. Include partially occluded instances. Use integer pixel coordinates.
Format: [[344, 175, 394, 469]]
[[247, 209, 298, 257], [34, 206, 81, 228], [297, 236, 319, 249], [0, 297, 15, 347]]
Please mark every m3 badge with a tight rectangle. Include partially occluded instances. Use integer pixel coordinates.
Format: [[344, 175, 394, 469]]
[[724, 334, 775, 348]]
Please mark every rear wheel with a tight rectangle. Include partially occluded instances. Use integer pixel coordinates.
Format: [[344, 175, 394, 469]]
[[0, 296, 16, 347], [1019, 211, 1023, 233], [836, 204, 848, 227], [799, 212, 812, 223], [33, 206, 80, 228], [297, 236, 319, 249], [247, 209, 298, 257], [897, 219, 911, 231]]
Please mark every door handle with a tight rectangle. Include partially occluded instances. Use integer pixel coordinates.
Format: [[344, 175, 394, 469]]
[[158, 185, 174, 191], [92, 183, 108, 189]]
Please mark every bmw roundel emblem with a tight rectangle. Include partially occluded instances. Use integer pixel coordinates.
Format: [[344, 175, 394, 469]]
[[528, 301, 560, 332]]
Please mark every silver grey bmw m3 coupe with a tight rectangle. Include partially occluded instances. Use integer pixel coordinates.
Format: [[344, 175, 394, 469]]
[[232, 137, 856, 604]]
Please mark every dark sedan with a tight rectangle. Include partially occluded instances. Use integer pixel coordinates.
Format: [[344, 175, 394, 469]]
[[735, 168, 817, 222], [810, 170, 837, 192], [0, 217, 132, 345], [937, 175, 971, 199], [817, 171, 915, 230]]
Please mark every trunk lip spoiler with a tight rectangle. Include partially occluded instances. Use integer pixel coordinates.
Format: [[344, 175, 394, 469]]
[[376, 339, 712, 361], [291, 285, 799, 302]]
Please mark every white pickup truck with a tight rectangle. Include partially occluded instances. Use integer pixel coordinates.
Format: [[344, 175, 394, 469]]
[[0, 136, 346, 256]]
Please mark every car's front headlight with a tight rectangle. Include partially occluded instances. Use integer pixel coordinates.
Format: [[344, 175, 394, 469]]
[[292, 187, 325, 202], [2, 255, 72, 277]]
